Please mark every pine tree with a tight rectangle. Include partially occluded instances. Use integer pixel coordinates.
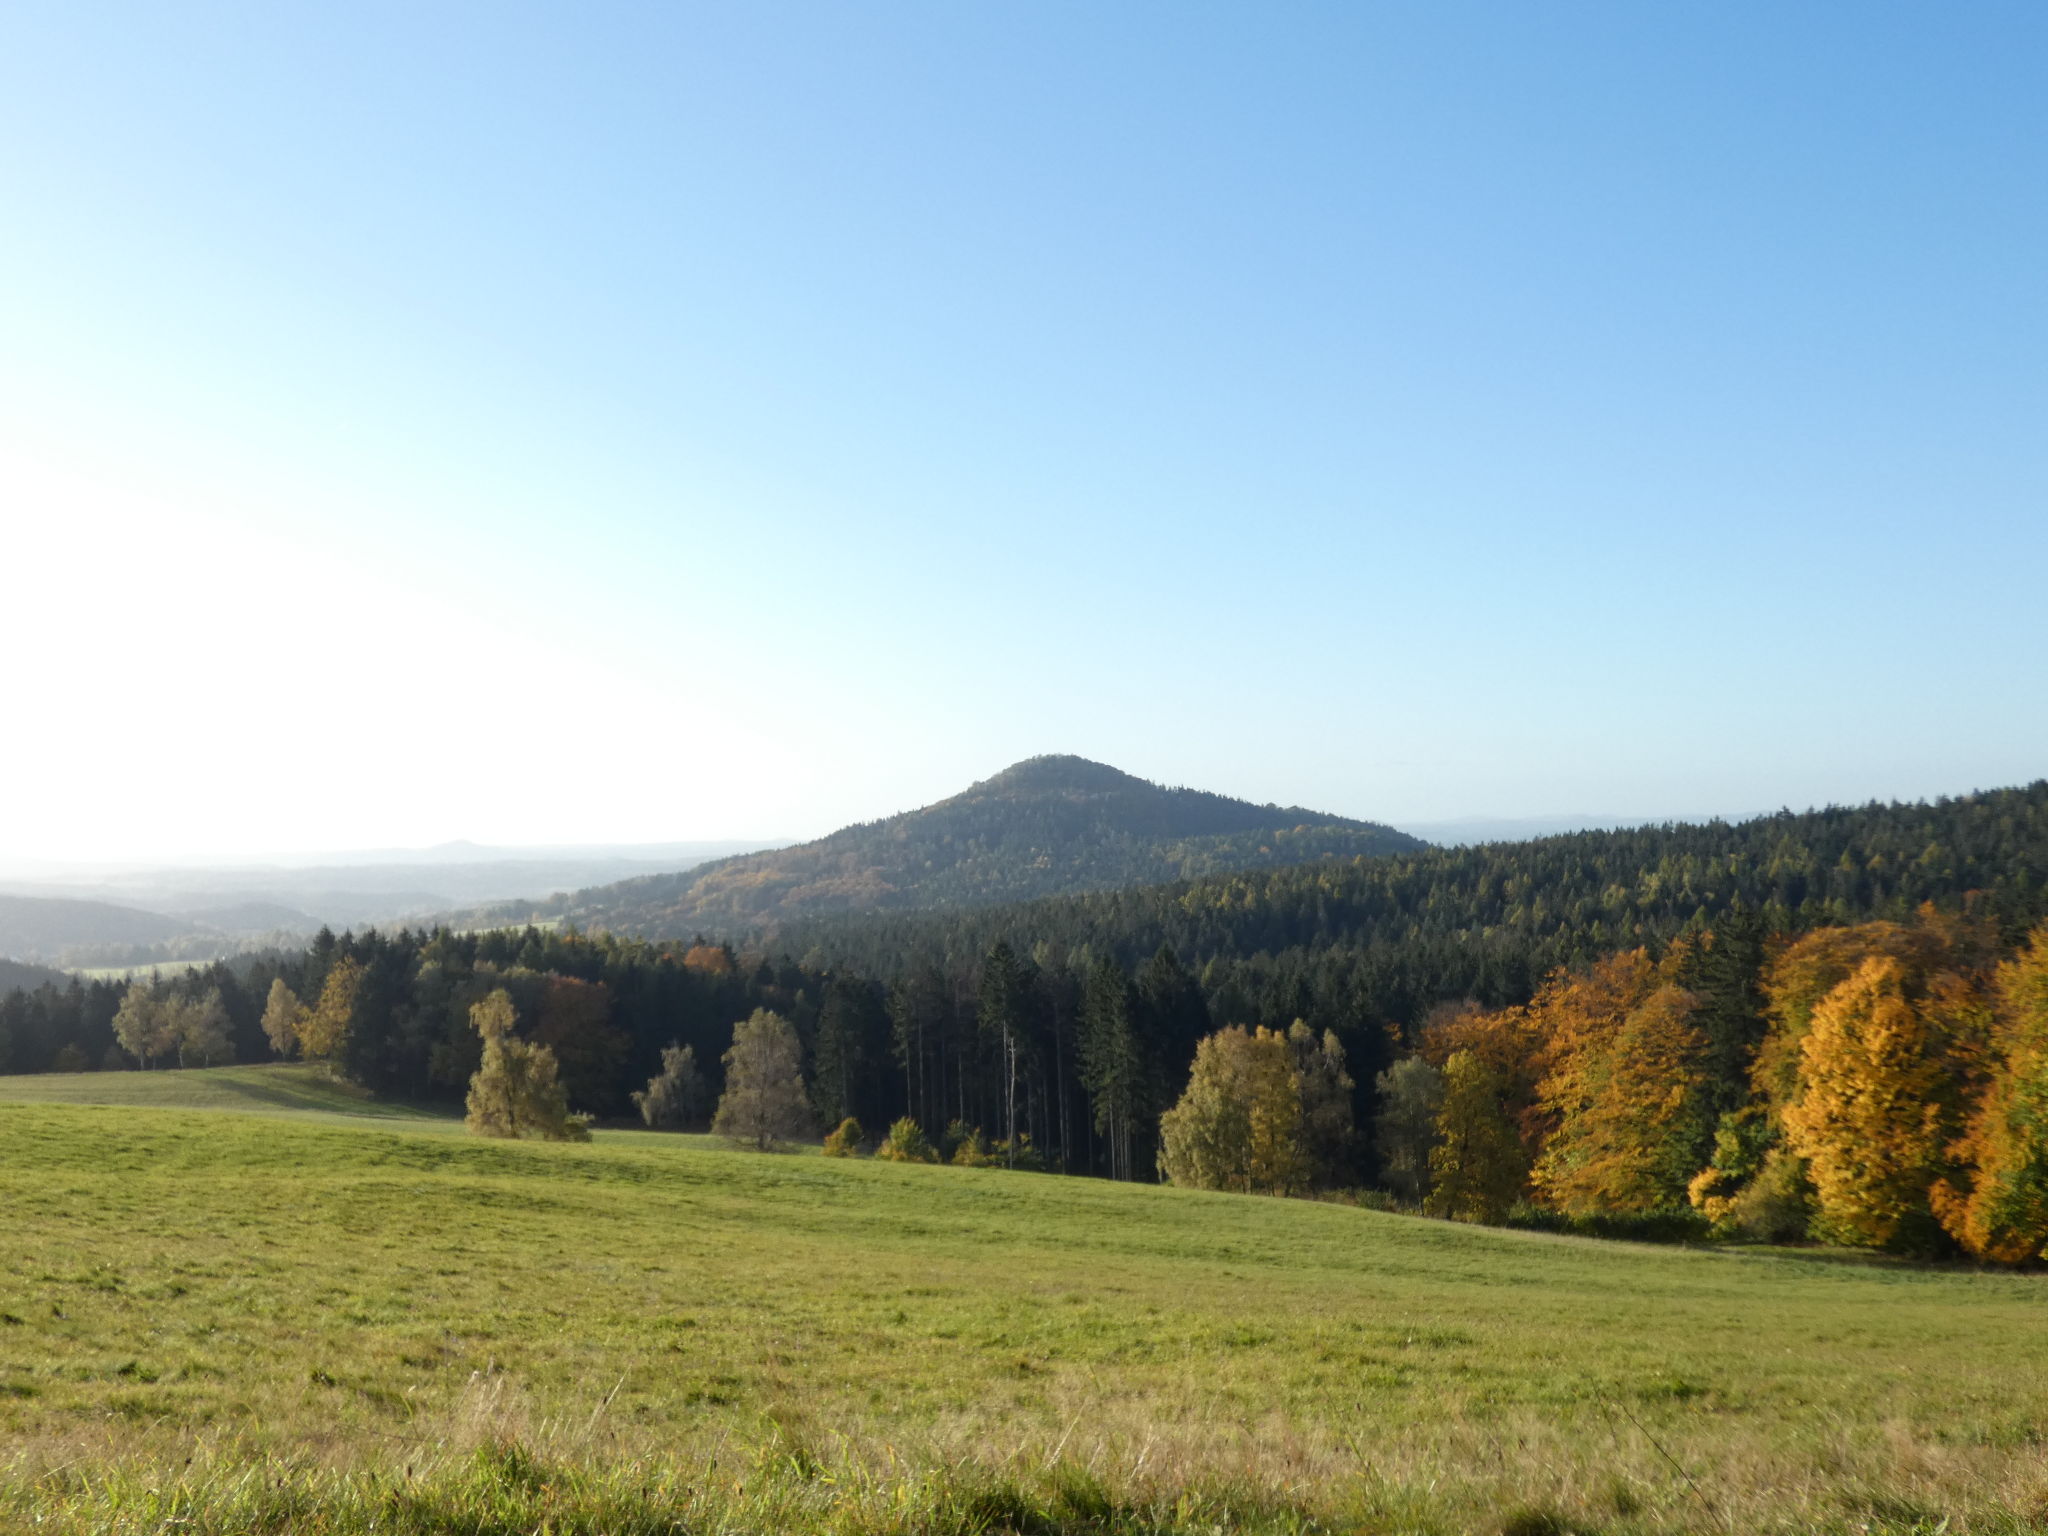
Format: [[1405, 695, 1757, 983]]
[[813, 978, 873, 1128], [711, 1009, 813, 1151], [1079, 958, 1143, 1180], [978, 943, 1029, 1168]]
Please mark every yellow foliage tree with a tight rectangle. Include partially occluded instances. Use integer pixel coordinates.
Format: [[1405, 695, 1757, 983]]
[[297, 957, 362, 1062], [1158, 1026, 1308, 1195], [1754, 920, 1949, 1115], [464, 988, 589, 1142], [260, 979, 305, 1060], [1933, 925, 2048, 1263], [1781, 956, 1945, 1248]]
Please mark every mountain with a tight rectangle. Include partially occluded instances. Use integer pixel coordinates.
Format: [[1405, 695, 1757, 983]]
[[0, 895, 198, 966], [0, 957, 68, 995], [483, 755, 1426, 937], [783, 780, 2048, 997]]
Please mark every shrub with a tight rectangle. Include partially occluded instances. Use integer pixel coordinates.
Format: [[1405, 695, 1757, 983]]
[[952, 1126, 999, 1167], [874, 1117, 938, 1163], [822, 1117, 864, 1157]]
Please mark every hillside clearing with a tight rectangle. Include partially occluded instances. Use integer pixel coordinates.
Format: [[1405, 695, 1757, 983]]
[[1, 1069, 2045, 1533]]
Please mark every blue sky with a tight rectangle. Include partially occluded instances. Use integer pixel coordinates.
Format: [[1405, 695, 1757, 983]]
[[1, 3, 2042, 857]]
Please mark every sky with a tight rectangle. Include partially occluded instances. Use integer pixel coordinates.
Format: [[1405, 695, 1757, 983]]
[[1, 2, 2043, 861]]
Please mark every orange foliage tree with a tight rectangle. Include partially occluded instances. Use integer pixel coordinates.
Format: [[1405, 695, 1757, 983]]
[[1533, 983, 1712, 1216], [1933, 925, 2048, 1263]]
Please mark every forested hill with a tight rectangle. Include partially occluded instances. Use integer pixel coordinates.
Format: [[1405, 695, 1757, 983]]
[[781, 781, 2048, 1005], [0, 958, 67, 995], [0, 895, 197, 967], [484, 755, 1425, 936]]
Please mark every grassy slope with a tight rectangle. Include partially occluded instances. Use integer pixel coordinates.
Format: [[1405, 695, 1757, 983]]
[[2, 1069, 2045, 1534], [0, 1063, 459, 1124]]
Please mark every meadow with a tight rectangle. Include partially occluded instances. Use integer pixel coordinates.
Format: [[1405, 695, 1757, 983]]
[[2, 1068, 2046, 1534]]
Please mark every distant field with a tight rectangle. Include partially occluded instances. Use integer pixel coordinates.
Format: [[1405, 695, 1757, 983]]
[[66, 958, 221, 981], [2, 1067, 2044, 1534], [0, 1063, 460, 1126]]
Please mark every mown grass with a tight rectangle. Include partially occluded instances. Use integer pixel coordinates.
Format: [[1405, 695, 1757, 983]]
[[0, 1062, 460, 1124], [2, 1068, 2047, 1533]]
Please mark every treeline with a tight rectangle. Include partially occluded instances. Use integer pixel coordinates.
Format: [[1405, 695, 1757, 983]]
[[1376, 908, 2048, 1263], [780, 782, 2048, 1030], [5, 783, 2048, 1260]]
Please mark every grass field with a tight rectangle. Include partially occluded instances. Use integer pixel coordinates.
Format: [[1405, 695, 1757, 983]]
[[2, 1068, 2045, 1533]]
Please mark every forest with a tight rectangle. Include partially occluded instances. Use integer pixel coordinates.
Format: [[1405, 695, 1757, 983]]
[[5, 780, 2048, 1261]]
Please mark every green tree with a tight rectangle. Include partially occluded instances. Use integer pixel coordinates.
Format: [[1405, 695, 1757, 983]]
[[1079, 958, 1144, 1180], [978, 943, 1029, 1168], [1158, 1026, 1308, 1196], [1426, 1051, 1526, 1223], [1287, 1020, 1355, 1188], [167, 990, 234, 1068], [1374, 1056, 1445, 1202], [711, 1008, 813, 1151], [814, 977, 875, 1128], [112, 984, 174, 1069], [631, 1042, 707, 1129], [822, 1116, 864, 1157]]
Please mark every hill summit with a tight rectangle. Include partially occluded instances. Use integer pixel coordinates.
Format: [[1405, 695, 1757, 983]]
[[498, 755, 1425, 937]]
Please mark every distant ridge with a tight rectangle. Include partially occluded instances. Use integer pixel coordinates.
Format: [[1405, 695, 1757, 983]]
[[481, 754, 1426, 937]]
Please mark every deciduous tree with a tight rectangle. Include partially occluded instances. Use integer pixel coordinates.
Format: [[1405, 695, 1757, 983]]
[[1374, 1056, 1445, 1202], [1782, 957, 1945, 1248], [1533, 985, 1712, 1215], [1933, 926, 2048, 1263], [298, 956, 362, 1062], [711, 1008, 813, 1151], [464, 988, 588, 1142], [632, 1042, 706, 1129], [112, 985, 175, 1069], [260, 979, 305, 1060], [1426, 1051, 1526, 1223], [1158, 1025, 1308, 1196]]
